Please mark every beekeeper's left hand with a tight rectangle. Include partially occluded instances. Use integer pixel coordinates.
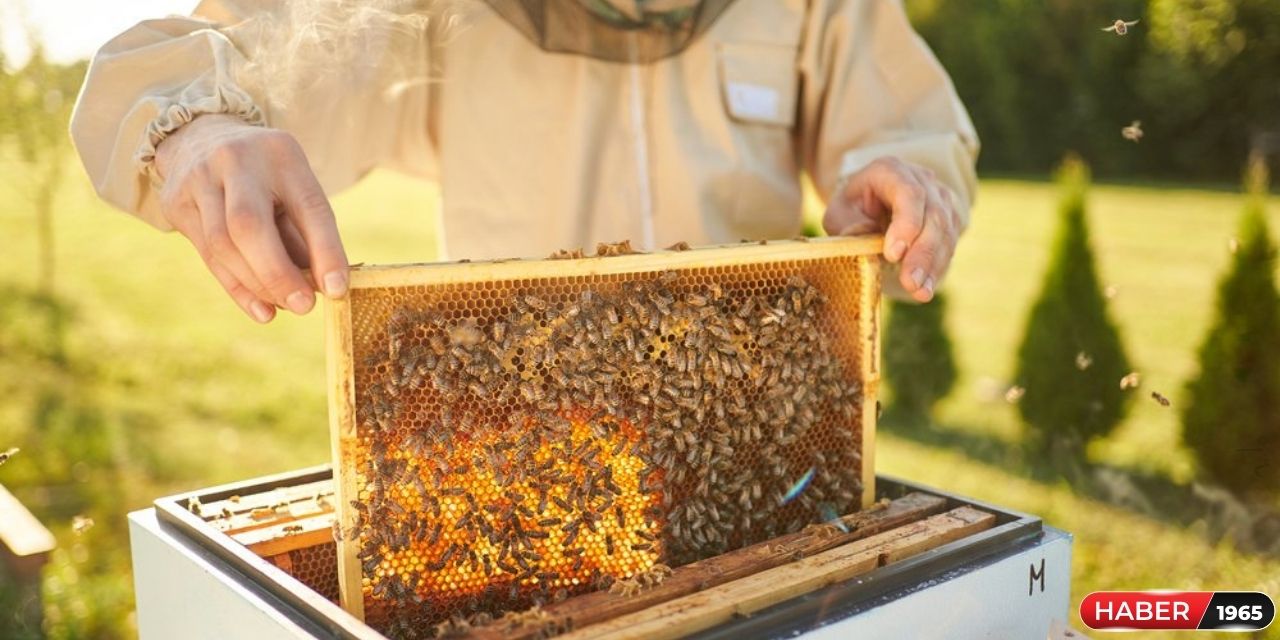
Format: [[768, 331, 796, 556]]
[[822, 157, 964, 303]]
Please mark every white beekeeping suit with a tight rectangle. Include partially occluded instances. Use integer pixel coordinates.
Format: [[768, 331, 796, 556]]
[[71, 0, 978, 261]]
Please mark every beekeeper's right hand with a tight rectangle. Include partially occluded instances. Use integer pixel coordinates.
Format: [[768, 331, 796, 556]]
[[155, 115, 350, 323]]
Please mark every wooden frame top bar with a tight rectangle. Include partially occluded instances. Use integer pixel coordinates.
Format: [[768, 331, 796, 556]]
[[347, 237, 884, 289]]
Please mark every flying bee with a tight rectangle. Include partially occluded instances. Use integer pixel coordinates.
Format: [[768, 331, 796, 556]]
[[1119, 371, 1141, 390], [1150, 391, 1172, 407], [71, 515, 95, 535], [1121, 120, 1143, 142], [1074, 352, 1093, 371], [1101, 18, 1139, 35], [1004, 385, 1026, 404]]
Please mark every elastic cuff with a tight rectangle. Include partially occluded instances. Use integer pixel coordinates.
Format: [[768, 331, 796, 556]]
[[135, 84, 266, 188]]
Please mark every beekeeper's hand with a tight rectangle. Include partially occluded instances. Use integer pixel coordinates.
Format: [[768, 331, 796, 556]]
[[155, 115, 349, 323], [822, 157, 964, 303]]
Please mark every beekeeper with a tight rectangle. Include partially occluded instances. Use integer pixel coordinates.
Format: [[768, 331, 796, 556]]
[[71, 0, 977, 324]]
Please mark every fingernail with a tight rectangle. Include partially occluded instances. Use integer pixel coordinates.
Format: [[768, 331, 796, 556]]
[[250, 300, 274, 324], [910, 268, 926, 289], [923, 276, 935, 297], [323, 270, 348, 298], [888, 240, 908, 262], [286, 290, 314, 315]]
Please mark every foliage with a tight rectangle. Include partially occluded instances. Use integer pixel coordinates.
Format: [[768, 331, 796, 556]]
[[906, 0, 1278, 183], [0, 48, 84, 296], [883, 293, 957, 425], [1181, 156, 1280, 496], [1137, 0, 1280, 181], [1014, 156, 1133, 452]]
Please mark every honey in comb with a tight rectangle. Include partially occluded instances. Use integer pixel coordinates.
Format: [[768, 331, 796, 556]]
[[339, 242, 875, 636]]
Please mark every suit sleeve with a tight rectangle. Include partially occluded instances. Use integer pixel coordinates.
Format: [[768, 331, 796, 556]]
[[797, 0, 979, 226], [69, 0, 435, 230]]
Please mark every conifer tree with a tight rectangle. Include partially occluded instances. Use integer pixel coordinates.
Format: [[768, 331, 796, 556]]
[[1014, 155, 1132, 451], [884, 294, 958, 426], [1182, 154, 1280, 495]]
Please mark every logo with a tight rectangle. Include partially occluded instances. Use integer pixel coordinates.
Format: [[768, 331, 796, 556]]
[[1082, 591, 1274, 631]]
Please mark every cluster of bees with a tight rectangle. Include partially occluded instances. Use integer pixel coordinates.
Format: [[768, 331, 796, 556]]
[[349, 262, 864, 637]]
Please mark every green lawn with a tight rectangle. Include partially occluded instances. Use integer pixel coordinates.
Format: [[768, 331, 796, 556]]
[[1, 158, 1277, 638]]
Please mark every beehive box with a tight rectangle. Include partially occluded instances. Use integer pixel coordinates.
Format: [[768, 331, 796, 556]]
[[325, 237, 883, 634]]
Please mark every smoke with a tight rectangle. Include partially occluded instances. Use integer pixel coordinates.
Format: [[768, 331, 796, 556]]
[[227, 0, 477, 111]]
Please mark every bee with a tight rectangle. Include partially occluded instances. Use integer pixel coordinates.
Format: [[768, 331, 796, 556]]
[[0, 445, 24, 468], [1120, 371, 1141, 390], [1075, 352, 1093, 371], [665, 241, 691, 252], [1150, 391, 1172, 407], [1121, 120, 1143, 142], [1101, 18, 1139, 36], [72, 515, 95, 535], [1004, 385, 1026, 404], [524, 295, 548, 311], [282, 524, 304, 534]]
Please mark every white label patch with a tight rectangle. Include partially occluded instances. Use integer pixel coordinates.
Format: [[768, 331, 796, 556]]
[[726, 82, 780, 121]]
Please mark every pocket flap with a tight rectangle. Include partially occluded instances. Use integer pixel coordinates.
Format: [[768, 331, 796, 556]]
[[716, 42, 798, 128]]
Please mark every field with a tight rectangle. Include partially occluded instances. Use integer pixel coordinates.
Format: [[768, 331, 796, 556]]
[[1, 156, 1278, 638]]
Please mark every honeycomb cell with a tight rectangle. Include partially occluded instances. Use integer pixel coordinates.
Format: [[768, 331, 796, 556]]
[[340, 242, 876, 636]]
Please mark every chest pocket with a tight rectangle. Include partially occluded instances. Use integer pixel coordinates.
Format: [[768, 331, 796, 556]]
[[714, 41, 803, 236], [716, 42, 799, 128]]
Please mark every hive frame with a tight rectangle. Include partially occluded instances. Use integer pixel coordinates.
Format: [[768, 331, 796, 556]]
[[325, 236, 883, 620]]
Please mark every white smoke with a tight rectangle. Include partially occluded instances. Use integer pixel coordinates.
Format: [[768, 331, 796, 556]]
[[228, 0, 476, 111]]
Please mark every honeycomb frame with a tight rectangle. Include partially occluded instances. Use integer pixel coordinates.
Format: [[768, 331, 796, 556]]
[[325, 236, 883, 629]]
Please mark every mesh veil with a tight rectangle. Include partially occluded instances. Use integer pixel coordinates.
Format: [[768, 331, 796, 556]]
[[481, 0, 738, 63]]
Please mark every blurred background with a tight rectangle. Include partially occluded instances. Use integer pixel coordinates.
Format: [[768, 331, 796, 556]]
[[0, 0, 1278, 637]]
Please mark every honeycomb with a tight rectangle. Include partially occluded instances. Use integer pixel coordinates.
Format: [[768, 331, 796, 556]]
[[267, 542, 342, 604], [331, 238, 880, 636]]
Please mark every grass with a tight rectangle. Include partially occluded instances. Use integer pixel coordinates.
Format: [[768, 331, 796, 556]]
[[1, 156, 1278, 638]]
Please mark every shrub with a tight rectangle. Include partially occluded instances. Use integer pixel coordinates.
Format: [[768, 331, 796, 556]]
[[1014, 156, 1133, 452], [883, 293, 958, 426], [1182, 155, 1280, 496]]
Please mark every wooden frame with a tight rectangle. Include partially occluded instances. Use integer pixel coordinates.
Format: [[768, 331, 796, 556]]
[[561, 506, 995, 639], [325, 236, 884, 621]]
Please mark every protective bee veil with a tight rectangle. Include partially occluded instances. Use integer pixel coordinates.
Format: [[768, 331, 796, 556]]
[[481, 0, 738, 63]]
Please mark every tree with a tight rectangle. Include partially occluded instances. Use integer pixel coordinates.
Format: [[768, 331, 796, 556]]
[[1014, 155, 1133, 452], [0, 45, 83, 298], [906, 0, 1149, 176], [1138, 0, 1280, 180], [883, 293, 957, 426], [1181, 154, 1280, 496]]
